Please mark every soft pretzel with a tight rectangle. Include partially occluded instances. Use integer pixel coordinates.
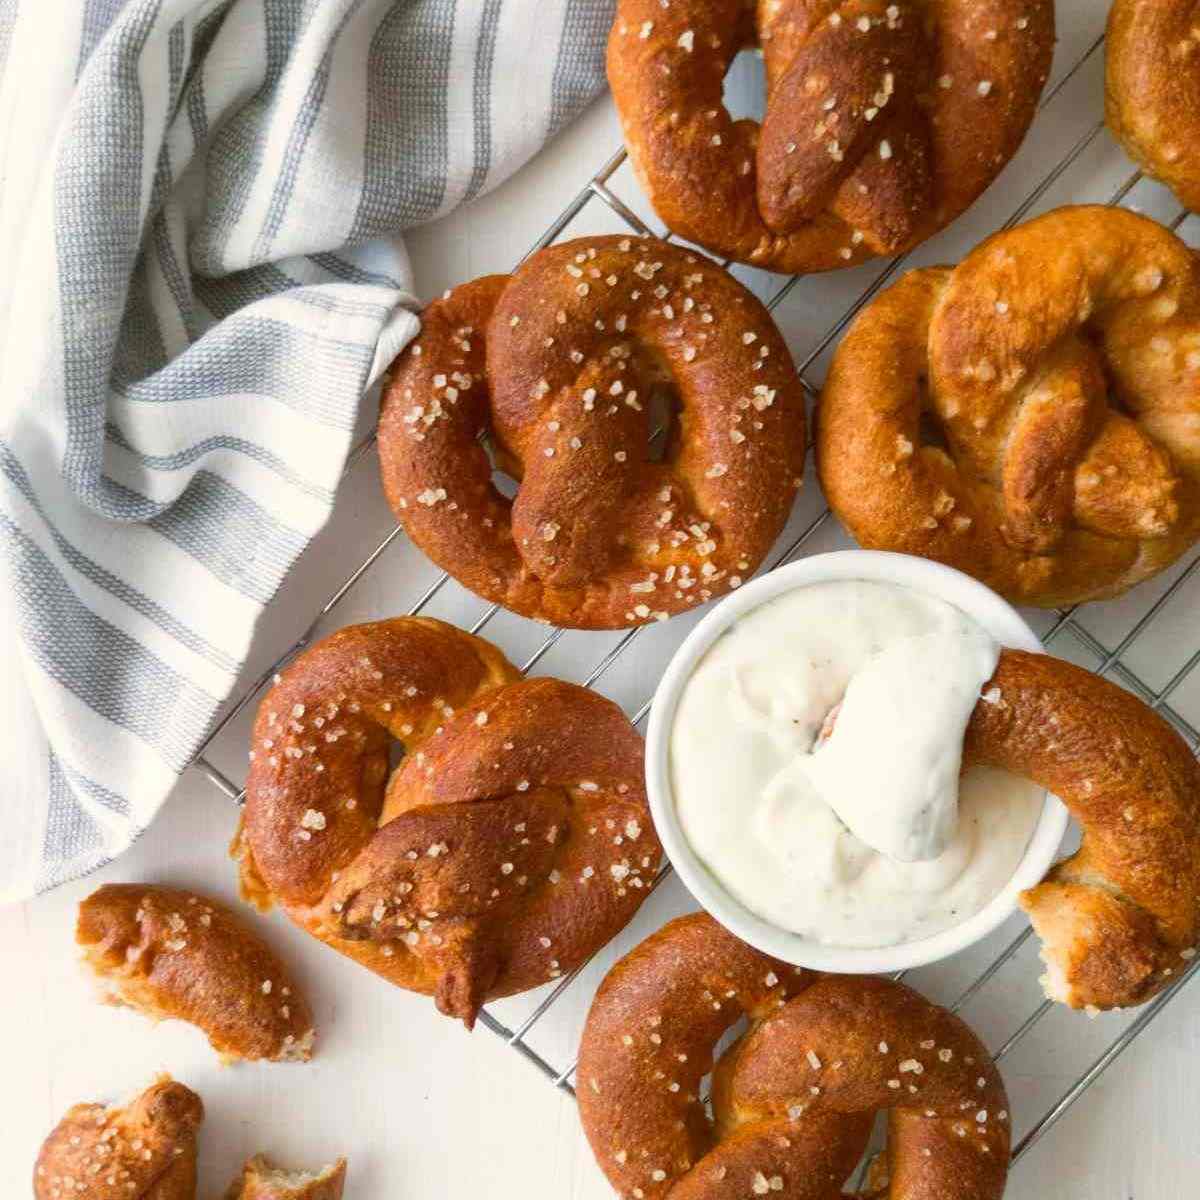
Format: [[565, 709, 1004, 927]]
[[1107, 0, 1200, 213], [607, 0, 1054, 274], [963, 650, 1200, 1011], [33, 1076, 346, 1200], [77, 884, 315, 1064], [378, 235, 806, 628], [818, 205, 1200, 606], [224, 1155, 346, 1200], [236, 616, 661, 1027], [578, 913, 1010, 1200], [34, 1076, 203, 1200]]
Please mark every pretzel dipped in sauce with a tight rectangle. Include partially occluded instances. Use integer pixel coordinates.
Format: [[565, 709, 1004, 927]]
[[804, 644, 1200, 1011], [969, 650, 1200, 1012], [236, 617, 661, 1027], [378, 236, 806, 628], [579, 913, 1010, 1200], [607, 0, 1054, 273]]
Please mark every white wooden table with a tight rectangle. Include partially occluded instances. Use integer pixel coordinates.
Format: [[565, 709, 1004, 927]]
[[6, 5, 1200, 1195]]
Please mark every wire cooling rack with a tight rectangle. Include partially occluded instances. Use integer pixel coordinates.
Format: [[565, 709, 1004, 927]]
[[189, 28, 1200, 1190]]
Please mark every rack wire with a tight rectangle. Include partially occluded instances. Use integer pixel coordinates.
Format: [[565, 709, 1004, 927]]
[[190, 28, 1200, 1189]]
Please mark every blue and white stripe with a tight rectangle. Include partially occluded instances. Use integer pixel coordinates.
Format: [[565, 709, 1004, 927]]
[[0, 0, 613, 899]]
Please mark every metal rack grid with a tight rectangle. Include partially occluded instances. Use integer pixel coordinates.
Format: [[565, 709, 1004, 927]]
[[189, 29, 1200, 1187]]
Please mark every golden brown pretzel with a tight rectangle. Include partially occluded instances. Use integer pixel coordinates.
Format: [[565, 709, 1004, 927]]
[[607, 0, 1054, 274], [578, 914, 1010, 1200], [378, 236, 806, 629], [237, 616, 661, 1027], [33, 1077, 346, 1200], [77, 883, 315, 1064], [964, 650, 1200, 1011], [818, 205, 1200, 605], [1107, 0, 1200, 213], [34, 1076, 203, 1200]]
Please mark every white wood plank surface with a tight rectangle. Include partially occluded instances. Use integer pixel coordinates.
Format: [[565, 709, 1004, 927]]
[[6, 4, 1200, 1195]]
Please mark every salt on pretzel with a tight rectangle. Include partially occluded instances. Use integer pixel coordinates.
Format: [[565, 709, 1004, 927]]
[[236, 617, 661, 1027], [818, 205, 1200, 606], [578, 914, 1010, 1200], [77, 883, 315, 1064], [378, 235, 806, 628], [33, 1076, 345, 1200], [607, 0, 1054, 273], [1107, 0, 1200, 214], [34, 1076, 203, 1200]]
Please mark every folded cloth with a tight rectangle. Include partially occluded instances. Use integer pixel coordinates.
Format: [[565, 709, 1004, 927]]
[[0, 0, 613, 900]]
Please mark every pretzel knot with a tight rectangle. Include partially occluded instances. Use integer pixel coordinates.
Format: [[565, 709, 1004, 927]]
[[579, 914, 1010, 1200], [237, 618, 661, 1027], [607, 0, 1053, 273], [378, 236, 806, 629], [819, 206, 1200, 606]]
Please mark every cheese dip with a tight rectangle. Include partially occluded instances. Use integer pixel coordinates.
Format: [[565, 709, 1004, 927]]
[[669, 580, 1043, 948]]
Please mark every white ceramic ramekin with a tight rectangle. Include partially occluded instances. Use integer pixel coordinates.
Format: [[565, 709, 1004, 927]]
[[645, 550, 1070, 975]]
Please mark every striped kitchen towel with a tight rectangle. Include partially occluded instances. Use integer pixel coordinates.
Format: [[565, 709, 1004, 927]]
[[0, 0, 614, 901]]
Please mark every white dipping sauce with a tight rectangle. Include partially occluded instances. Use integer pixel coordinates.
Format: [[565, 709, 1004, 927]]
[[670, 580, 1043, 948]]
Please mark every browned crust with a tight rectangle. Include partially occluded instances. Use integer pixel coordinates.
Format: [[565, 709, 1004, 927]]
[[578, 913, 1009, 1200], [238, 617, 662, 1027], [965, 650, 1200, 1011], [34, 1076, 203, 1200], [378, 235, 806, 629], [238, 616, 519, 909], [607, 0, 1054, 274], [1106, 0, 1200, 214], [77, 884, 315, 1065], [817, 205, 1200, 606], [224, 1155, 346, 1200]]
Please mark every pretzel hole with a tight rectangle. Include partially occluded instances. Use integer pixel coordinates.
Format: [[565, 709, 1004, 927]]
[[916, 375, 952, 453], [386, 738, 408, 774], [645, 381, 680, 464], [1102, 382, 1134, 421], [1080, 334, 1134, 419], [482, 430, 520, 500], [698, 1015, 751, 1124], [918, 406, 950, 453], [723, 47, 768, 124], [848, 1116, 891, 1193]]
